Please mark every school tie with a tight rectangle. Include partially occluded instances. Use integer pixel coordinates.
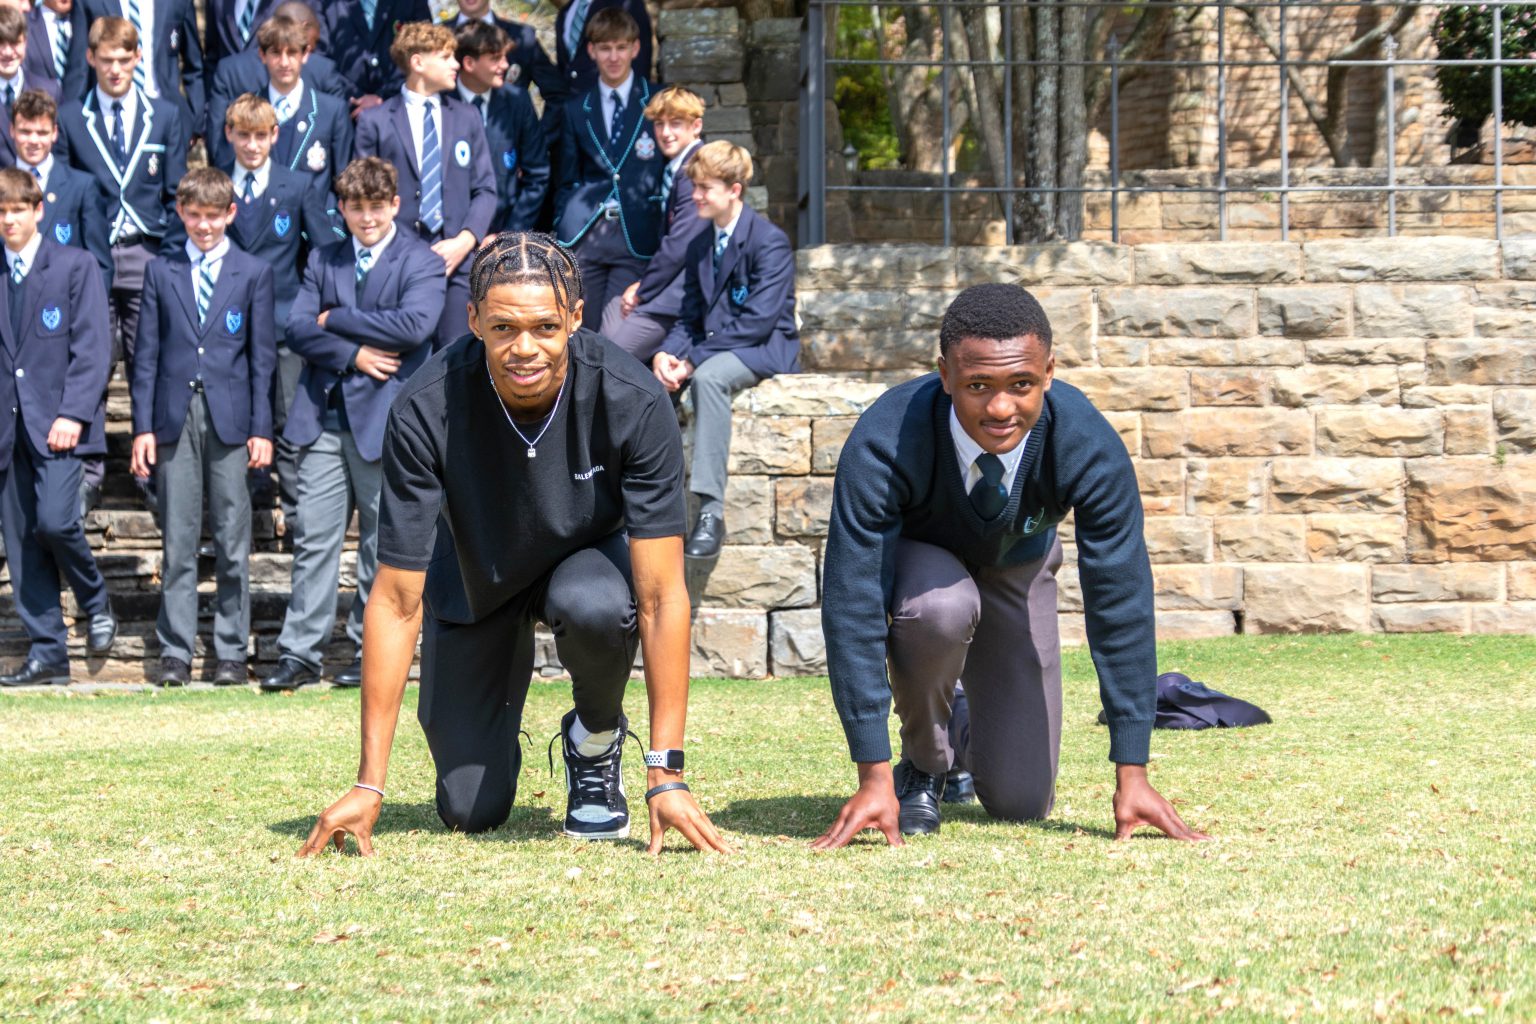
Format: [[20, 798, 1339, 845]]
[[237, 0, 257, 43], [109, 100, 127, 169], [968, 452, 1008, 520], [3, 85, 13, 113], [712, 230, 728, 270], [54, 21, 71, 81], [608, 89, 624, 148], [472, 94, 485, 122], [273, 93, 291, 124], [361, 0, 377, 31], [125, 0, 149, 93], [661, 162, 675, 203], [28, 164, 42, 186], [356, 247, 373, 285], [196, 256, 215, 326], [419, 99, 443, 234], [10, 255, 24, 287], [564, 0, 591, 58], [240, 172, 256, 205]]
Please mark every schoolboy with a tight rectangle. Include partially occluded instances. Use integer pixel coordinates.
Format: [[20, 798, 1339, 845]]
[[80, 0, 204, 137], [551, 0, 651, 104], [453, 20, 546, 234], [23, 0, 89, 102], [0, 4, 61, 166], [655, 142, 799, 559], [206, 2, 350, 141], [450, 0, 558, 103], [0, 166, 116, 687], [552, 7, 662, 331], [355, 20, 493, 351], [324, 0, 432, 113], [129, 166, 276, 687], [602, 84, 707, 362], [55, 15, 188, 373], [260, 156, 444, 692]]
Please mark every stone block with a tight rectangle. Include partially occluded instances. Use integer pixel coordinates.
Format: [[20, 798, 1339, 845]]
[[1372, 564, 1503, 603], [1306, 338, 1425, 364], [769, 608, 826, 676], [1188, 369, 1266, 406], [1502, 238, 1536, 279], [1187, 458, 1265, 515], [1136, 458, 1185, 516], [797, 245, 957, 291], [1406, 458, 1536, 561], [661, 35, 745, 82], [1445, 408, 1492, 455], [728, 416, 811, 474], [1427, 338, 1536, 386], [1134, 242, 1301, 284], [1063, 368, 1187, 411], [1215, 516, 1307, 562], [775, 478, 834, 538], [743, 374, 887, 417], [1056, 562, 1082, 613], [726, 476, 774, 545], [1098, 287, 1253, 338], [1270, 365, 1399, 407], [1139, 412, 1182, 459], [812, 417, 856, 474], [952, 242, 1132, 287], [1242, 565, 1371, 634], [659, 7, 740, 37], [1508, 563, 1536, 599], [1182, 408, 1312, 457], [1306, 515, 1405, 563], [1467, 602, 1536, 634], [1269, 458, 1406, 513], [1143, 516, 1212, 563], [1401, 384, 1493, 407], [1316, 408, 1443, 458], [1257, 286, 1352, 337], [702, 544, 818, 609], [1097, 337, 1149, 366], [691, 609, 768, 678], [800, 329, 935, 372], [1354, 285, 1473, 338], [1373, 604, 1471, 634], [1151, 337, 1303, 366], [1475, 307, 1536, 338], [1034, 289, 1095, 367], [1058, 611, 1087, 646], [1155, 609, 1238, 640], [1153, 565, 1242, 610], [797, 290, 904, 332], [1103, 412, 1139, 455], [904, 291, 949, 331], [1493, 390, 1536, 452], [1302, 237, 1500, 281], [748, 17, 803, 48]]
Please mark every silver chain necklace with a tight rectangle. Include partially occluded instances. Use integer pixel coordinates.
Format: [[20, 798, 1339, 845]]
[[487, 361, 567, 458]]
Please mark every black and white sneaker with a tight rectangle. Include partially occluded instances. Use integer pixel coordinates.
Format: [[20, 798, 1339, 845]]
[[555, 709, 631, 840]]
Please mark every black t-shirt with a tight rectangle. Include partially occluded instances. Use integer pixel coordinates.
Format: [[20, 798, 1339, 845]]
[[376, 329, 687, 624]]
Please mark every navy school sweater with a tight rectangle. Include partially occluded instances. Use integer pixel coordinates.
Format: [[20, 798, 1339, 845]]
[[821, 374, 1157, 766]]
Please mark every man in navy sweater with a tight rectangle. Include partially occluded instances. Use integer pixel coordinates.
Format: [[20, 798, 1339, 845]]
[[813, 284, 1209, 847]]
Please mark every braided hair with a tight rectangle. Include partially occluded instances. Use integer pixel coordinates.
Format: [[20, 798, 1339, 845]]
[[469, 232, 585, 316]]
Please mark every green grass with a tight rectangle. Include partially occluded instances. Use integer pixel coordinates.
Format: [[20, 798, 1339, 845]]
[[2, 634, 1533, 1022]]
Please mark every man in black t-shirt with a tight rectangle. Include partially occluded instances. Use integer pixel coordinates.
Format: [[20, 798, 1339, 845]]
[[297, 232, 729, 856]]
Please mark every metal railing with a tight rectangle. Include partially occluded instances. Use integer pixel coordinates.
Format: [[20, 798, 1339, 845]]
[[797, 0, 1536, 246]]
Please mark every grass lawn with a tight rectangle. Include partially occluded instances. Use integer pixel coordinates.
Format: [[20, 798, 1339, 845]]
[[1, 633, 1533, 1022]]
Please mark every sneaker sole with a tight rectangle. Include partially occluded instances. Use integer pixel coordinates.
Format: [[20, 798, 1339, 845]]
[[560, 824, 630, 841]]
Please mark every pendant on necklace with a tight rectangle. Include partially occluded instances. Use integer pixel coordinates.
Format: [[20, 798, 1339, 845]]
[[527, 447, 537, 458]]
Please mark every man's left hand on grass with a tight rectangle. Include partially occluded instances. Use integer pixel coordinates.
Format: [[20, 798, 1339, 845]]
[[1112, 763, 1209, 841]]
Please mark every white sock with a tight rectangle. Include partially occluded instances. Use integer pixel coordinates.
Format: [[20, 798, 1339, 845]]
[[569, 713, 618, 757]]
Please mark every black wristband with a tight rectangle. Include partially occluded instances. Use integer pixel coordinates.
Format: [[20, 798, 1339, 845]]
[[644, 781, 691, 802]]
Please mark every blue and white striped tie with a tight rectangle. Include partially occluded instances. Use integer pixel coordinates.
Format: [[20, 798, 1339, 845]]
[[196, 257, 215, 325], [564, 0, 591, 58], [356, 248, 373, 284], [274, 94, 292, 124], [713, 230, 728, 269], [11, 255, 24, 286], [361, 0, 377, 31], [419, 100, 443, 234], [237, 0, 257, 43], [54, 20, 70, 81], [125, 0, 149, 94], [661, 163, 675, 203]]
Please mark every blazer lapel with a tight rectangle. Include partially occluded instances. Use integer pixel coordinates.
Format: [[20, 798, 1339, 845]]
[[337, 243, 359, 310], [167, 257, 198, 331], [0, 274, 16, 355], [391, 98, 419, 176], [711, 210, 751, 304], [120, 90, 154, 185], [18, 243, 52, 342], [358, 236, 403, 309], [698, 230, 716, 301], [81, 95, 125, 187], [200, 257, 245, 337]]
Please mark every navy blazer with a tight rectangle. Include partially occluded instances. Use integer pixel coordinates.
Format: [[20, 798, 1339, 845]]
[[553, 77, 663, 255], [56, 89, 188, 243], [660, 205, 799, 380], [130, 245, 277, 445], [22, 3, 90, 103], [284, 234, 443, 462], [39, 160, 114, 291], [324, 0, 432, 101], [634, 142, 708, 319], [0, 240, 112, 466], [0, 75, 62, 167], [355, 92, 495, 244], [452, 14, 560, 103], [205, 48, 351, 149], [550, 0, 652, 107], [225, 163, 341, 331], [202, 0, 327, 88], [82, 0, 205, 135], [475, 84, 548, 233]]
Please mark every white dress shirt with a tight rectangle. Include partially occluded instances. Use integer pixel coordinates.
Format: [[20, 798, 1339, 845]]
[[95, 85, 139, 138], [41, 7, 71, 65], [268, 78, 305, 124], [6, 232, 43, 280], [950, 407, 1029, 494], [233, 159, 271, 202], [401, 87, 443, 170], [187, 236, 231, 294], [354, 223, 397, 268], [19, 153, 54, 188], [457, 82, 490, 121], [132, 0, 159, 98], [600, 71, 634, 133], [714, 205, 743, 253]]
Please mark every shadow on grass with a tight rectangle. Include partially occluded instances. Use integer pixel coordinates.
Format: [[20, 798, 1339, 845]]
[[268, 803, 567, 844], [717, 796, 1118, 841]]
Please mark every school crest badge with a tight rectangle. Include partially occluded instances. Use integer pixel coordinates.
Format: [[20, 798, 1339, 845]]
[[503, 149, 517, 171], [225, 308, 243, 334], [507, 64, 521, 84], [41, 306, 61, 331], [731, 283, 749, 305], [454, 140, 471, 167], [274, 212, 292, 237], [635, 135, 656, 160], [54, 223, 72, 244], [147, 154, 159, 177], [306, 141, 327, 172]]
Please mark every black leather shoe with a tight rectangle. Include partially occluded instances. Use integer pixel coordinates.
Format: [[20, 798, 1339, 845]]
[[197, 542, 216, 559], [86, 609, 118, 655], [894, 758, 945, 835], [942, 768, 977, 804], [0, 657, 71, 687], [331, 655, 362, 687], [684, 512, 725, 558], [157, 657, 191, 687], [212, 660, 248, 686], [260, 657, 319, 692]]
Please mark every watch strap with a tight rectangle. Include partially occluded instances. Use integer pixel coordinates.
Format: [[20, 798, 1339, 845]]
[[644, 749, 685, 770]]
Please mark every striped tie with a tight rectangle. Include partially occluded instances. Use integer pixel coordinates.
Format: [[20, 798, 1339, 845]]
[[608, 90, 623, 148], [237, 0, 257, 43], [125, 0, 149, 93], [109, 100, 127, 169], [29, 165, 42, 186], [564, 0, 591, 58], [661, 163, 675, 203], [419, 100, 443, 234], [11, 255, 24, 286], [241, 173, 255, 204], [713, 230, 728, 270], [356, 248, 373, 284], [54, 21, 70, 81], [196, 257, 215, 325], [361, 0, 377, 30]]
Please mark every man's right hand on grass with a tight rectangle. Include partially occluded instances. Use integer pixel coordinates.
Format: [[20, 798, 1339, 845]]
[[811, 761, 905, 849], [297, 786, 383, 857]]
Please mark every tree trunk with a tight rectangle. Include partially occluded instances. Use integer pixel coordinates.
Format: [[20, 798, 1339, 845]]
[[1024, 0, 1060, 240], [958, 5, 1008, 223], [1055, 0, 1089, 239]]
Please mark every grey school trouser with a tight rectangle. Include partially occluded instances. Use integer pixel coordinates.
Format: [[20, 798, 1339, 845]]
[[888, 536, 1065, 821], [687, 351, 758, 515]]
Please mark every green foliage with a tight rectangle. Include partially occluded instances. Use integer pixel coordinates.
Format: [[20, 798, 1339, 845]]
[[831, 6, 903, 170], [1433, 4, 1536, 128]]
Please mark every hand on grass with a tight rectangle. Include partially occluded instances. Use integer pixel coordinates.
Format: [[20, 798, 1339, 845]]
[[297, 787, 382, 857], [1112, 763, 1209, 841], [811, 761, 904, 849], [646, 781, 732, 855]]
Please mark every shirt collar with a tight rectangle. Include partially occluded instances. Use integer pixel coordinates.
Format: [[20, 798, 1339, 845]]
[[456, 12, 495, 25], [949, 407, 1027, 481], [234, 159, 271, 190], [457, 82, 490, 107], [21, 153, 54, 184], [402, 86, 439, 110], [95, 86, 136, 120], [1, 72, 22, 94], [353, 223, 397, 264], [601, 71, 634, 108], [269, 77, 305, 110], [716, 205, 743, 243], [6, 232, 43, 272], [667, 139, 700, 176], [186, 235, 231, 267]]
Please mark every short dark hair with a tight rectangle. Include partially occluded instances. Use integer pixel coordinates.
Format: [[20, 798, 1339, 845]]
[[335, 156, 398, 203], [0, 167, 43, 208], [586, 7, 639, 45], [0, 6, 25, 46], [455, 20, 510, 63], [12, 89, 58, 128], [938, 283, 1053, 356], [469, 231, 584, 314], [176, 166, 235, 208]]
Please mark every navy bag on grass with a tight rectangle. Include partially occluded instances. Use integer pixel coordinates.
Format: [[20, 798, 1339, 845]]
[[1097, 672, 1272, 730]]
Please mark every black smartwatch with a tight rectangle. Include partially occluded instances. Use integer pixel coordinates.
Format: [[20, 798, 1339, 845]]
[[643, 749, 685, 771]]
